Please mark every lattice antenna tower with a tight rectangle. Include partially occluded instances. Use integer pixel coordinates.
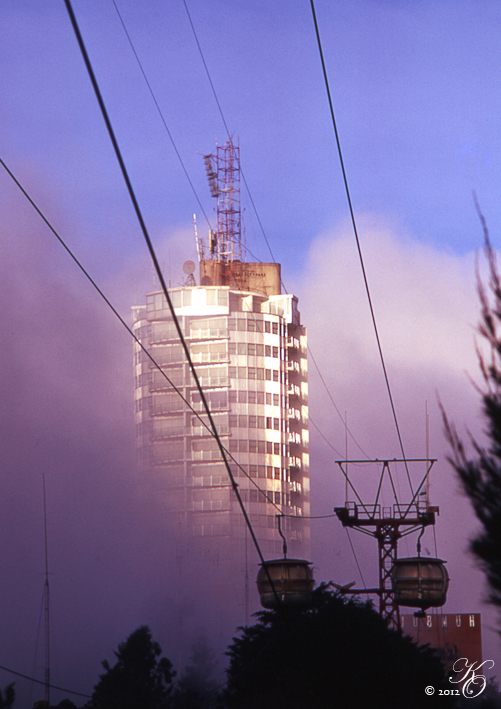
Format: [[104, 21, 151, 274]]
[[203, 139, 242, 262]]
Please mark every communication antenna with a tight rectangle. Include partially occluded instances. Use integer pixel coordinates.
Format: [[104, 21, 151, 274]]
[[183, 260, 196, 287], [203, 138, 242, 262], [193, 214, 204, 263]]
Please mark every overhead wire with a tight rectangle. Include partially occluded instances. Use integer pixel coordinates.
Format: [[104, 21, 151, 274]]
[[111, 0, 214, 233], [108, 1, 348, 517], [63, 0, 290, 613], [309, 0, 413, 495], [0, 662, 91, 699], [181, 0, 371, 463], [0, 155, 284, 518]]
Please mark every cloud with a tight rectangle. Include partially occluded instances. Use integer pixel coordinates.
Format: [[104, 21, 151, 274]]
[[299, 215, 501, 664]]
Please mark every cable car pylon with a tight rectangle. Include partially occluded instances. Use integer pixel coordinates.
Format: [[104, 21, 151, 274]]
[[334, 458, 449, 629]]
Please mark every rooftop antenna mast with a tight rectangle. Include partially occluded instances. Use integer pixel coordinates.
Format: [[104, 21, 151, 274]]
[[42, 472, 50, 707], [203, 138, 242, 263]]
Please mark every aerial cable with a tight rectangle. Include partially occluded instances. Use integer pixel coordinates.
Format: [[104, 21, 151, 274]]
[[0, 662, 91, 699], [309, 0, 413, 495], [182, 0, 277, 267], [0, 156, 288, 519], [110, 0, 214, 233], [64, 0, 286, 611], [0, 165, 280, 515], [183, 0, 370, 465], [345, 528, 368, 594]]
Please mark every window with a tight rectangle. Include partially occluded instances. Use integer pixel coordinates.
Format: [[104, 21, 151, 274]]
[[272, 322, 278, 335], [273, 370, 279, 382], [238, 391, 247, 403], [265, 321, 271, 333], [273, 346, 279, 358], [265, 345, 271, 357], [273, 394, 279, 406], [274, 443, 280, 455], [248, 391, 256, 404]]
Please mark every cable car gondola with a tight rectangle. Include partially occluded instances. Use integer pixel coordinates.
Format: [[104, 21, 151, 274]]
[[257, 558, 314, 609], [391, 557, 449, 611]]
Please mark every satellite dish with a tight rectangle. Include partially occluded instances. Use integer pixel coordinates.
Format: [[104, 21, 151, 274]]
[[183, 260, 196, 275]]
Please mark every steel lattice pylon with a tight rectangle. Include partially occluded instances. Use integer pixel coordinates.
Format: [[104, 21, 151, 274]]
[[203, 139, 242, 263], [334, 458, 438, 629]]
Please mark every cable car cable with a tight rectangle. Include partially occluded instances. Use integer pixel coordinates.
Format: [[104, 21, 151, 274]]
[[0, 157, 309, 524], [183, 0, 371, 463], [110, 0, 214, 234], [63, 0, 288, 614], [309, 0, 413, 495]]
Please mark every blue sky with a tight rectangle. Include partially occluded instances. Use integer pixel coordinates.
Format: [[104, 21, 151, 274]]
[[3, 0, 501, 277], [2, 0, 501, 701]]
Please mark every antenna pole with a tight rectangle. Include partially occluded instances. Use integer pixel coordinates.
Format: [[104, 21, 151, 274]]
[[43, 473, 50, 706]]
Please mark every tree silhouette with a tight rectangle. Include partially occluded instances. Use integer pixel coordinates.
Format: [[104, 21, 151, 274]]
[[173, 635, 218, 709], [221, 585, 452, 709], [90, 625, 175, 709], [443, 228, 501, 616], [0, 684, 14, 709]]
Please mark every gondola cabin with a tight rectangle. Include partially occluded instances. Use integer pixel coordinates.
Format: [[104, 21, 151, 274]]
[[257, 558, 314, 609], [391, 557, 449, 610]]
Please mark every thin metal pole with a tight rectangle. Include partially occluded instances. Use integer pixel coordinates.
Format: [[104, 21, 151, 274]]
[[43, 473, 50, 706]]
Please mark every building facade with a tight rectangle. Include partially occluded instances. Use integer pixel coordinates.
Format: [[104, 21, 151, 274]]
[[132, 262, 310, 561], [401, 613, 482, 670]]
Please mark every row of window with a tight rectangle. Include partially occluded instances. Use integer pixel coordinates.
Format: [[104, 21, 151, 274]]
[[193, 414, 286, 431], [137, 391, 298, 417], [239, 489, 291, 507], [228, 366, 285, 382], [136, 366, 290, 391], [147, 289, 231, 312], [192, 465, 287, 482]]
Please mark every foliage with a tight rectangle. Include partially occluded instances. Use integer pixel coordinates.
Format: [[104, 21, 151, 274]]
[[443, 229, 501, 614], [221, 585, 452, 709], [0, 684, 14, 709], [90, 625, 175, 709], [173, 635, 219, 709]]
